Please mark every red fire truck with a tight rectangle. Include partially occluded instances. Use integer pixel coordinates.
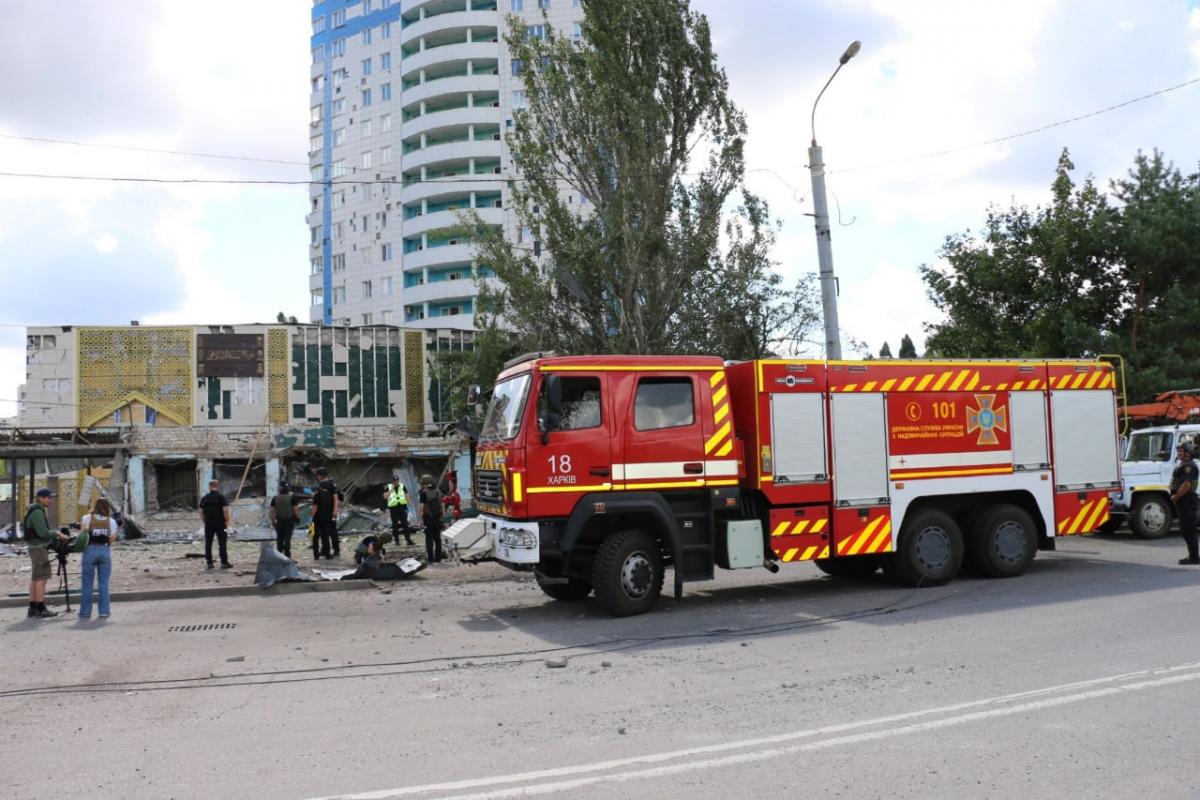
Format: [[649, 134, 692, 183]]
[[472, 354, 1121, 616]]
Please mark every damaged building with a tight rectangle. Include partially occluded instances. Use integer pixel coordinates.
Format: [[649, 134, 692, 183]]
[[7, 323, 472, 533]]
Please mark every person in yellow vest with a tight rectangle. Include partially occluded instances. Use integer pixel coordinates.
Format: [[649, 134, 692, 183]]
[[385, 477, 414, 546]]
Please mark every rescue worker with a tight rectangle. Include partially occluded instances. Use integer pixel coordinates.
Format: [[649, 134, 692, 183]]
[[418, 474, 445, 563], [385, 476, 414, 546], [198, 479, 233, 569], [23, 488, 69, 619], [268, 481, 301, 559], [310, 468, 340, 560], [1172, 441, 1199, 565]]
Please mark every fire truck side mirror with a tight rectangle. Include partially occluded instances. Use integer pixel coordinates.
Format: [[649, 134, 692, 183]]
[[466, 384, 481, 407]]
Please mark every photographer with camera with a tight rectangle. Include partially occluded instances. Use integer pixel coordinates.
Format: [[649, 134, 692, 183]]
[[23, 488, 69, 619], [78, 498, 119, 620]]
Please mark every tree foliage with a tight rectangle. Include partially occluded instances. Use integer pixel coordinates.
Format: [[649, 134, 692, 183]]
[[922, 148, 1200, 400], [460, 0, 817, 374], [898, 334, 918, 359], [878, 342, 892, 359]]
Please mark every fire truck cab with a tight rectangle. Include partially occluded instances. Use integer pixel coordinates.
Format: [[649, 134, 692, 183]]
[[473, 354, 1121, 617]]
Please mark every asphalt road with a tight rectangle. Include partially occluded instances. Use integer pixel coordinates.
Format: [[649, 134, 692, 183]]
[[4, 532, 1200, 800]]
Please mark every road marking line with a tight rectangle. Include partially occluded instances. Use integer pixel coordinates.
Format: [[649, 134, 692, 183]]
[[308, 661, 1200, 800]]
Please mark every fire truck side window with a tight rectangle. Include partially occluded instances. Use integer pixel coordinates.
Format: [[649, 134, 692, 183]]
[[538, 376, 602, 431], [634, 378, 695, 431]]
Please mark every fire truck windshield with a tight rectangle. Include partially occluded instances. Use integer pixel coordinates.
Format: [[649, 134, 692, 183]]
[[480, 373, 531, 440], [1126, 430, 1174, 462]]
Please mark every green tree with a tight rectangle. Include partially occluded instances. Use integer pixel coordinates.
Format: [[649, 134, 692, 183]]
[[921, 148, 1200, 401], [276, 312, 298, 324], [898, 334, 918, 358], [461, 0, 816, 364], [878, 342, 893, 359]]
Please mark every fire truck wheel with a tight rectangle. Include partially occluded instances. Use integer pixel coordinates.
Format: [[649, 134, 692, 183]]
[[966, 504, 1037, 578], [536, 577, 593, 602], [1130, 495, 1173, 539], [592, 529, 664, 617], [885, 509, 963, 587], [813, 556, 883, 579]]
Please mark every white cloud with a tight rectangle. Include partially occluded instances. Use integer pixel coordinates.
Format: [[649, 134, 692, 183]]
[[95, 232, 119, 254]]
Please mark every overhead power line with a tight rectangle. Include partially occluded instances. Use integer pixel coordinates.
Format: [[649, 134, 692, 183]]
[[0, 133, 308, 167], [832, 75, 1200, 175]]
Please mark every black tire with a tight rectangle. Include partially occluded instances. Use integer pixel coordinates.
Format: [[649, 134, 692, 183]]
[[1130, 495, 1173, 539], [966, 503, 1037, 578], [536, 577, 592, 602], [591, 529, 664, 617], [814, 555, 883, 579], [883, 509, 963, 587]]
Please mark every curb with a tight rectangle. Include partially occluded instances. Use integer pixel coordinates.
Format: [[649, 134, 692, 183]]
[[0, 580, 373, 609]]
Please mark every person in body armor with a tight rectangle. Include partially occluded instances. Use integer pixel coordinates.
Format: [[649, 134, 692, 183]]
[[1172, 442, 1200, 565], [23, 488, 69, 619], [78, 498, 119, 620], [310, 468, 340, 560], [418, 474, 445, 563], [269, 481, 301, 558], [385, 476, 414, 546]]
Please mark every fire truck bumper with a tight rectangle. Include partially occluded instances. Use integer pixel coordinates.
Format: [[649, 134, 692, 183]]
[[481, 514, 541, 567]]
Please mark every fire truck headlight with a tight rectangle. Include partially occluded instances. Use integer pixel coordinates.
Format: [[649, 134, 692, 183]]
[[499, 529, 537, 549]]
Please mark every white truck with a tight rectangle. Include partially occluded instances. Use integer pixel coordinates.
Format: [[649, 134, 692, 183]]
[[1107, 423, 1200, 537]]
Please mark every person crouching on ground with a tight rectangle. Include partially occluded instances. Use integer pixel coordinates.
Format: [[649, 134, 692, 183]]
[[418, 474, 445, 563], [79, 498, 119, 620], [23, 488, 69, 619]]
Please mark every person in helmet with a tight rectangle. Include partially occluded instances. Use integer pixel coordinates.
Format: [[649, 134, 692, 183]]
[[418, 474, 445, 563], [269, 481, 301, 559], [1171, 441, 1199, 565]]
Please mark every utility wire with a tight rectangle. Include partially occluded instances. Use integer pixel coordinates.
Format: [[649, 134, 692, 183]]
[[831, 75, 1200, 175], [0, 133, 308, 167]]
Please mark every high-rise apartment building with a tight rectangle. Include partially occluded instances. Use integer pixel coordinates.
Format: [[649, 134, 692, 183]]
[[308, 0, 585, 330]]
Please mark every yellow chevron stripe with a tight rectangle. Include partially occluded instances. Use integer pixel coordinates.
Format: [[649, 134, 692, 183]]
[[712, 384, 728, 405], [791, 520, 810, 535], [709, 371, 724, 387], [866, 521, 892, 553], [811, 518, 828, 533], [932, 371, 953, 391], [715, 440, 733, 457], [862, 381, 877, 392], [1057, 516, 1070, 533], [881, 379, 897, 392], [1071, 372, 1088, 389], [842, 384, 858, 392], [772, 521, 790, 537], [705, 421, 731, 454], [1027, 379, 1040, 390], [818, 546, 830, 559], [1068, 501, 1096, 534], [949, 369, 971, 390], [899, 376, 915, 391], [713, 402, 730, 423], [916, 374, 935, 391], [1057, 375, 1072, 389], [998, 383, 1009, 391], [1086, 371, 1103, 389], [783, 548, 799, 562], [981, 385, 992, 391], [965, 372, 980, 390], [800, 546, 819, 561], [848, 516, 885, 555], [1083, 498, 1109, 532]]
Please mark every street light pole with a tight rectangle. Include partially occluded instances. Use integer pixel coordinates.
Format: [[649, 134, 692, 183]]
[[809, 40, 861, 361]]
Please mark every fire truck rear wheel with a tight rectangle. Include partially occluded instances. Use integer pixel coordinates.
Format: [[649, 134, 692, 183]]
[[536, 577, 593, 602], [885, 509, 963, 587], [966, 503, 1037, 578], [592, 529, 664, 617], [814, 556, 883, 579]]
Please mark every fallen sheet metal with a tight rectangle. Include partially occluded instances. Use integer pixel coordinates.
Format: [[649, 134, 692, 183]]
[[254, 542, 318, 589]]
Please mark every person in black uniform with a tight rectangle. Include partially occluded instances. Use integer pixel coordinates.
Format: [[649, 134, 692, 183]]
[[198, 480, 232, 569], [269, 481, 301, 558], [418, 474, 445, 563], [1172, 442, 1199, 565], [310, 468, 340, 560]]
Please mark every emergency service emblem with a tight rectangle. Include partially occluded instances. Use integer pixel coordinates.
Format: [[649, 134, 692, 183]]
[[966, 394, 1008, 446]]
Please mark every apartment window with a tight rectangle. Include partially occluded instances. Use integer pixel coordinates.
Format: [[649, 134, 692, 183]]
[[380, 145, 392, 164], [310, 225, 321, 244], [511, 59, 522, 76], [362, 118, 373, 136], [362, 0, 372, 12], [362, 58, 372, 76], [312, 47, 324, 64], [380, 113, 392, 132], [380, 243, 392, 262], [311, 165, 323, 181], [332, 285, 346, 304], [313, 16, 326, 34], [510, 0, 523, 9], [311, 75, 322, 92], [518, 225, 532, 243], [381, 310, 394, 324], [311, 105, 322, 123], [333, 97, 346, 114], [362, 280, 374, 299], [362, 313, 373, 325], [334, 68, 347, 86], [310, 256, 323, 275], [332, 253, 346, 271], [447, 271, 462, 281], [334, 221, 344, 239], [333, 9, 346, 26], [527, 25, 545, 40], [362, 89, 372, 107], [572, 21, 582, 40], [381, 276, 394, 295], [512, 90, 527, 109], [381, 82, 392, 101], [380, 53, 391, 71], [333, 39, 345, 57], [362, 28, 372, 45], [538, 0, 550, 8], [362, 150, 373, 169], [331, 159, 346, 177], [333, 127, 345, 146], [381, 21, 391, 38], [311, 289, 324, 306]]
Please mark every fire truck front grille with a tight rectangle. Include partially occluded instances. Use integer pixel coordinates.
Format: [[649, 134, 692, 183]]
[[475, 470, 503, 504]]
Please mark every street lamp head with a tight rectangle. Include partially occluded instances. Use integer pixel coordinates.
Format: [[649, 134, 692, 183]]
[[839, 40, 862, 65]]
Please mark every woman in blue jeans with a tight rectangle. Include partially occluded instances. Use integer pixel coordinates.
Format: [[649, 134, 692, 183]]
[[79, 498, 118, 619]]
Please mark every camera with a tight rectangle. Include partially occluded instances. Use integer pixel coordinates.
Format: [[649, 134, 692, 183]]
[[47, 526, 76, 560]]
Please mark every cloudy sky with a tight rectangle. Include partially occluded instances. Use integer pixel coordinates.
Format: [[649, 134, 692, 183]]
[[1, 0, 1198, 418]]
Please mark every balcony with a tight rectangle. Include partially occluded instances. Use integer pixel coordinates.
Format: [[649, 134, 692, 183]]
[[400, 10, 499, 47], [399, 104, 499, 140], [402, 205, 501, 238], [402, 138, 502, 173], [401, 175, 500, 205], [401, 41, 499, 79], [401, 73, 500, 108], [400, 242, 477, 271], [401, 277, 481, 307]]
